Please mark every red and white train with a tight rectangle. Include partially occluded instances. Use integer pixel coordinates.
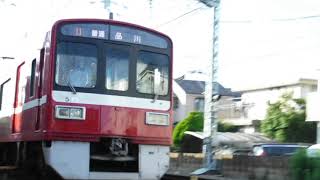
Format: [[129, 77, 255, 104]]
[[0, 19, 173, 179]]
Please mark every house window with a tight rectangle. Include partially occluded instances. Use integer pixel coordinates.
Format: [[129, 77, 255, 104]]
[[173, 96, 179, 109], [194, 97, 204, 112]]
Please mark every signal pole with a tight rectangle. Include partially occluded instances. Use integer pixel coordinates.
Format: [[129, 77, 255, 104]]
[[193, 0, 221, 174]]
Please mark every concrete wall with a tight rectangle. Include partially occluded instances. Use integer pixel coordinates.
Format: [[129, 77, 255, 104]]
[[168, 153, 203, 176], [222, 155, 290, 180], [168, 153, 291, 180]]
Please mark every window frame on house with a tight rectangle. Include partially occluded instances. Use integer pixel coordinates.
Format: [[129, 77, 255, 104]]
[[173, 96, 179, 110], [194, 97, 204, 112]]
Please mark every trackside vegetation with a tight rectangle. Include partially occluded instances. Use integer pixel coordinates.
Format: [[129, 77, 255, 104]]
[[261, 92, 316, 143], [290, 149, 320, 180], [172, 112, 238, 147]]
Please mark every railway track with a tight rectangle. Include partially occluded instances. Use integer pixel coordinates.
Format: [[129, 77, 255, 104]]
[[162, 174, 220, 180], [162, 174, 191, 180], [0, 166, 62, 180], [1, 170, 218, 180]]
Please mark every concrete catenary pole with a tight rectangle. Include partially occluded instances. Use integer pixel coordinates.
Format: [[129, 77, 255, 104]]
[[193, 0, 221, 173], [204, 0, 220, 169]]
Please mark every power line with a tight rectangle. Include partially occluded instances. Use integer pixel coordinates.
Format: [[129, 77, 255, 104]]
[[156, 5, 206, 28], [219, 14, 320, 24], [221, 20, 252, 23], [156, 6, 320, 29], [273, 14, 320, 21]]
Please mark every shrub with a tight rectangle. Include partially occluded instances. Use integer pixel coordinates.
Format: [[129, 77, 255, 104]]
[[172, 112, 239, 148], [218, 122, 238, 132], [172, 112, 203, 147], [290, 149, 320, 180]]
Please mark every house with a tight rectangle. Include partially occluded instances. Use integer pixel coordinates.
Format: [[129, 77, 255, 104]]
[[221, 78, 317, 133], [173, 75, 240, 123]]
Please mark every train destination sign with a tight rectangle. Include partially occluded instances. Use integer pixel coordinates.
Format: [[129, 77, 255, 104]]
[[60, 23, 168, 48], [61, 23, 109, 40], [109, 25, 168, 48]]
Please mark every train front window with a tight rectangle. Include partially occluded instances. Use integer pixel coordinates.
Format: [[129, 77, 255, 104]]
[[105, 47, 129, 91], [136, 51, 169, 95], [55, 42, 97, 88]]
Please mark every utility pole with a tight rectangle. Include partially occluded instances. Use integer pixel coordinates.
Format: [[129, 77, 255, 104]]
[[193, 0, 221, 174]]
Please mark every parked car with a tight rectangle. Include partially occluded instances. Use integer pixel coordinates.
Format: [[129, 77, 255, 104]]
[[307, 144, 320, 157], [251, 143, 308, 156], [214, 148, 251, 159]]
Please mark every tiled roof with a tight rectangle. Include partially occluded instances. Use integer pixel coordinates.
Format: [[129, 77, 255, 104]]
[[175, 79, 241, 97]]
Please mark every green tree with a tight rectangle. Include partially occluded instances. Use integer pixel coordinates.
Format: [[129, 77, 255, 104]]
[[261, 92, 316, 143], [173, 112, 204, 147], [218, 122, 238, 132], [172, 112, 239, 147]]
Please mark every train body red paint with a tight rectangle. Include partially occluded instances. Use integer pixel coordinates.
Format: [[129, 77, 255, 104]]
[[0, 19, 173, 179]]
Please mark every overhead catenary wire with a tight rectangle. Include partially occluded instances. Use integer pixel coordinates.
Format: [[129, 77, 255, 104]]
[[220, 14, 320, 24], [272, 14, 320, 21], [155, 5, 206, 28], [156, 10, 320, 32]]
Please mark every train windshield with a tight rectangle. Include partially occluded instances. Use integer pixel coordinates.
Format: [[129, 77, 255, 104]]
[[55, 22, 171, 99], [105, 46, 129, 91], [136, 51, 169, 95], [55, 42, 98, 88]]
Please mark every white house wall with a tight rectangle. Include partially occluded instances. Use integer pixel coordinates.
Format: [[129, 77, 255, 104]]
[[187, 94, 203, 113], [172, 77, 204, 122], [174, 93, 203, 123], [241, 85, 302, 122], [173, 80, 187, 123], [301, 84, 317, 98], [174, 99, 187, 123], [232, 83, 317, 128]]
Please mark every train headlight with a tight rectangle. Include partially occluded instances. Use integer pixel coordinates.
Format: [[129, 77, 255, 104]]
[[70, 108, 85, 119], [55, 106, 86, 120], [146, 112, 169, 126]]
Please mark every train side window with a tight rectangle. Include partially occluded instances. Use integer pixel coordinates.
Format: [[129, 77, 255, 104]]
[[0, 83, 2, 110], [30, 59, 36, 97], [0, 79, 10, 110]]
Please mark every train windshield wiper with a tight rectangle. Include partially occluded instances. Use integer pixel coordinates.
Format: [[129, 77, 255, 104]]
[[67, 81, 77, 94], [152, 68, 160, 103], [152, 94, 159, 103]]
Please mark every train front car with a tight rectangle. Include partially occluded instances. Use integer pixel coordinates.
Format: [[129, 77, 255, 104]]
[[45, 19, 173, 180]]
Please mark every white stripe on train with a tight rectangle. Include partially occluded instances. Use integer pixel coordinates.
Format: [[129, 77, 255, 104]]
[[52, 90, 171, 111], [14, 95, 47, 114], [13, 91, 170, 114]]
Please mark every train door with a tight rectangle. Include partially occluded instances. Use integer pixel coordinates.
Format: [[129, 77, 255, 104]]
[[35, 49, 44, 131], [12, 62, 26, 134], [18, 59, 39, 133]]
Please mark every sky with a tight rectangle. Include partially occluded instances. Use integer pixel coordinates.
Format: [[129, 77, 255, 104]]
[[1, 0, 320, 90]]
